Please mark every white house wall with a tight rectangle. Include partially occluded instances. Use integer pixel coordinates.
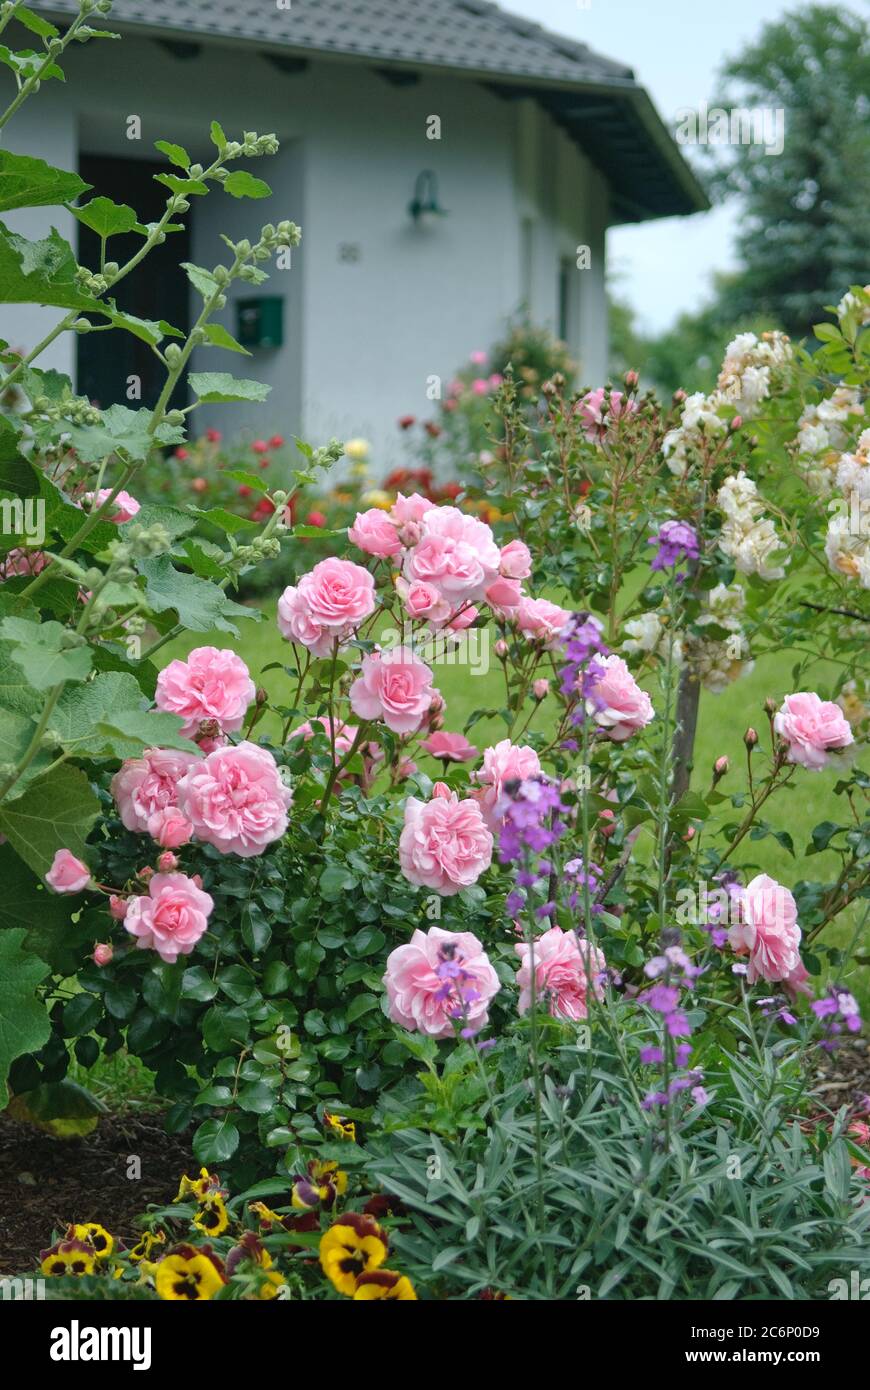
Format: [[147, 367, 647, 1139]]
[[1, 35, 610, 467]]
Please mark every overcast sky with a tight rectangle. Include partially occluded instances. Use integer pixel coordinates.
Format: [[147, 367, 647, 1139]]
[[502, 0, 851, 333]]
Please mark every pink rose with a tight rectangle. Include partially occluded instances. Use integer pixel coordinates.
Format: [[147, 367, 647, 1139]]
[[383, 925, 500, 1038], [420, 731, 479, 764], [348, 507, 403, 559], [277, 558, 376, 656], [447, 603, 478, 631], [399, 783, 493, 895], [178, 741, 292, 857], [84, 488, 141, 524], [124, 871, 214, 964], [473, 738, 542, 829], [774, 692, 854, 771], [45, 848, 90, 894], [728, 873, 801, 984], [391, 492, 435, 526], [147, 806, 193, 849], [1, 548, 49, 579], [349, 647, 435, 734], [499, 539, 532, 580], [485, 576, 523, 614], [515, 596, 571, 643], [396, 576, 451, 624], [111, 747, 200, 833], [403, 506, 500, 603], [587, 654, 655, 741], [515, 928, 606, 1020], [155, 646, 255, 738], [92, 943, 113, 967]]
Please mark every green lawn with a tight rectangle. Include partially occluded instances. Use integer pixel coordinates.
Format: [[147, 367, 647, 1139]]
[[163, 591, 867, 1005]]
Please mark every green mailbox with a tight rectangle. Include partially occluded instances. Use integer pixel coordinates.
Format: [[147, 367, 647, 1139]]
[[236, 296, 284, 349]]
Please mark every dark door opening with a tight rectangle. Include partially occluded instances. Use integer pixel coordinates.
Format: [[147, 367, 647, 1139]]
[[76, 155, 191, 412]]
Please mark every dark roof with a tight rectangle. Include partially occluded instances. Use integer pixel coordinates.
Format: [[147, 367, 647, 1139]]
[[37, 0, 709, 222]]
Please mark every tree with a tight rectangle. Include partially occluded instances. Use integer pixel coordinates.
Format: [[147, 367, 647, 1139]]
[[706, 4, 870, 338]]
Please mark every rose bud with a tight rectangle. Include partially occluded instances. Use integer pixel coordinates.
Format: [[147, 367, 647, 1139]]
[[109, 894, 128, 921], [730, 415, 743, 430], [494, 639, 508, 659], [157, 851, 179, 873], [533, 678, 550, 700], [744, 727, 758, 749], [763, 696, 777, 716], [599, 808, 616, 838], [712, 755, 729, 779], [624, 369, 639, 389], [92, 943, 114, 967]]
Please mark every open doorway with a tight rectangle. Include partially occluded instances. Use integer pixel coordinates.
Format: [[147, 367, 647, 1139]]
[[76, 155, 191, 412]]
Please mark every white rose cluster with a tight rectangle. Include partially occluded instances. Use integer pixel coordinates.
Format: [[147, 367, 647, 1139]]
[[792, 386, 865, 496], [662, 331, 792, 476], [621, 611, 683, 665], [716, 471, 787, 581], [824, 427, 870, 589], [682, 582, 754, 695]]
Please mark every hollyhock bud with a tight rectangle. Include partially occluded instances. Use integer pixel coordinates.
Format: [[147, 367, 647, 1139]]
[[92, 943, 113, 967], [533, 678, 549, 700], [744, 727, 758, 749], [109, 895, 128, 921], [157, 851, 179, 873]]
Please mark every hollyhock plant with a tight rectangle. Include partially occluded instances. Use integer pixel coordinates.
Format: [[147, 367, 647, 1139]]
[[155, 647, 255, 739], [178, 742, 292, 858], [473, 739, 542, 830], [124, 871, 214, 964], [399, 783, 493, 895], [515, 927, 605, 1021], [586, 654, 655, 741], [45, 848, 90, 894], [728, 873, 802, 984], [383, 926, 500, 1038], [277, 557, 376, 657], [349, 647, 436, 734], [773, 692, 854, 770], [111, 747, 200, 835]]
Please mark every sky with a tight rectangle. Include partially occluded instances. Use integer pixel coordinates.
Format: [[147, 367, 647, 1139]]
[[500, 0, 836, 334]]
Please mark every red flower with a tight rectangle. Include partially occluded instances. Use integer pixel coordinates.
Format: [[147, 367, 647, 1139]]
[[205, 428, 222, 443], [305, 510, 326, 528], [252, 439, 269, 455], [424, 421, 442, 438], [250, 498, 276, 523], [398, 414, 416, 430], [269, 434, 285, 449], [175, 447, 189, 460]]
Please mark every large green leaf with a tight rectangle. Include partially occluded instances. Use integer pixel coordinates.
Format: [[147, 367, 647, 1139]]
[[138, 554, 260, 635], [65, 404, 183, 463], [93, 707, 199, 760], [0, 704, 50, 795], [0, 223, 98, 311], [0, 150, 89, 213], [222, 171, 272, 200], [188, 372, 271, 404], [47, 671, 144, 754], [0, 763, 100, 875], [0, 616, 92, 689], [0, 928, 50, 1106], [69, 195, 138, 239]]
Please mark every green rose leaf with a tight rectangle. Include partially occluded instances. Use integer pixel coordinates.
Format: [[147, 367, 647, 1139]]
[[0, 150, 89, 213], [193, 1117, 240, 1165], [188, 372, 271, 404], [0, 928, 51, 1105]]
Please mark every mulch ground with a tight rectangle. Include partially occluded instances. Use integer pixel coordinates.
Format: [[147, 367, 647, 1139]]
[[811, 1035, 870, 1110], [0, 1112, 192, 1276]]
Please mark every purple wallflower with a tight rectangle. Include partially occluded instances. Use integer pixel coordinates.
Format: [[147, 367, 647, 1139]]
[[648, 519, 700, 578]]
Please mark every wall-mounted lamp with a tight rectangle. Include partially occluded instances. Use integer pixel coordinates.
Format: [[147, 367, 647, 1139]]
[[408, 169, 448, 226]]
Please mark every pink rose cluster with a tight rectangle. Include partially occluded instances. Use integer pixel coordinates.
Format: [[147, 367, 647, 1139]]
[[575, 387, 638, 443], [155, 646, 255, 741], [728, 873, 802, 984], [472, 738, 542, 830], [587, 654, 655, 741], [515, 928, 606, 1021], [111, 747, 200, 848], [177, 741, 292, 858], [383, 926, 500, 1039], [277, 557, 376, 657], [124, 871, 214, 963], [399, 782, 493, 896], [774, 692, 854, 771]]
